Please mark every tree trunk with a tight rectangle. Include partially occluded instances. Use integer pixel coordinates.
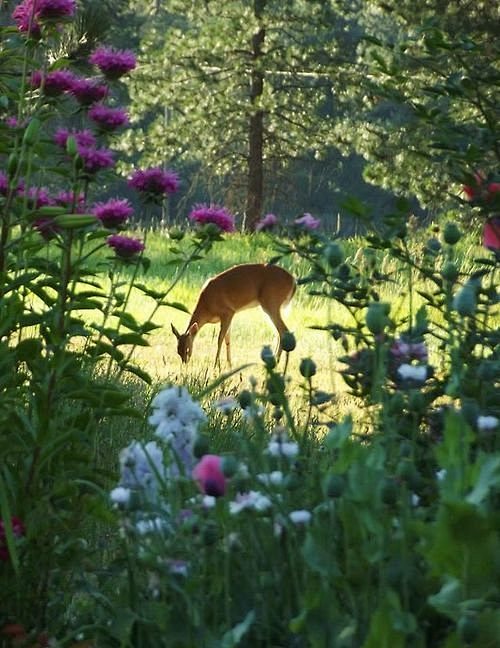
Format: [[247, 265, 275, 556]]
[[245, 3, 266, 231]]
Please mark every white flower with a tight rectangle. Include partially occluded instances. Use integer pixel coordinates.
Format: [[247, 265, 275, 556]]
[[477, 415, 499, 431], [411, 494, 420, 507], [135, 517, 165, 536], [202, 495, 217, 508], [110, 486, 131, 505], [167, 559, 189, 577], [397, 363, 428, 382], [436, 469, 447, 481], [257, 471, 283, 486], [229, 491, 272, 514], [119, 441, 166, 494], [289, 510, 312, 524], [212, 397, 238, 414], [267, 440, 299, 458]]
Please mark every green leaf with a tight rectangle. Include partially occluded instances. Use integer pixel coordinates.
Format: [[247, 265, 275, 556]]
[[467, 456, 500, 506], [0, 472, 19, 574], [219, 610, 255, 648]]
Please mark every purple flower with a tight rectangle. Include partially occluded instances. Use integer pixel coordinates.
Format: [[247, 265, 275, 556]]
[[69, 77, 108, 105], [88, 104, 129, 131], [0, 172, 8, 196], [107, 234, 145, 259], [30, 69, 76, 96], [390, 339, 428, 364], [33, 217, 61, 240], [92, 198, 133, 229], [22, 186, 52, 209], [54, 190, 86, 212], [12, 0, 76, 35], [294, 213, 321, 231], [4, 116, 20, 128], [89, 46, 137, 80], [54, 127, 96, 149], [78, 146, 115, 174], [128, 167, 179, 197], [12, 0, 41, 36], [37, 0, 76, 20], [255, 213, 278, 232], [188, 203, 236, 232]]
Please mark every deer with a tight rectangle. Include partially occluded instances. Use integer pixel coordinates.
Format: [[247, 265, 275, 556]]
[[171, 263, 296, 368]]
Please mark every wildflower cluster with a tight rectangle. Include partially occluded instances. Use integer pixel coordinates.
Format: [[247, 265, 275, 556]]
[[188, 203, 236, 232]]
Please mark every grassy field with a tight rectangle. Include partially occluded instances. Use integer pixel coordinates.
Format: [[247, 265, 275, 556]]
[[98, 227, 487, 422]]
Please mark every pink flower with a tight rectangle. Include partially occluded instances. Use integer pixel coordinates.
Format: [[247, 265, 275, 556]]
[[193, 454, 226, 497], [0, 516, 25, 562], [89, 46, 137, 80], [5, 116, 20, 128], [54, 127, 96, 150], [30, 69, 76, 96], [188, 203, 236, 232], [128, 167, 179, 197], [88, 104, 129, 131], [69, 77, 108, 105], [255, 212, 278, 232], [107, 234, 144, 259], [483, 217, 500, 251], [92, 198, 133, 228], [390, 339, 428, 363], [78, 146, 115, 174], [294, 212, 321, 230]]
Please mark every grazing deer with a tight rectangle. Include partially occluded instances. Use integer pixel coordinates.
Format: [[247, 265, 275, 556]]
[[171, 263, 296, 367]]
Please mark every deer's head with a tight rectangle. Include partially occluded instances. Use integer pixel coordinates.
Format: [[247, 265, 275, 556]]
[[171, 322, 199, 363]]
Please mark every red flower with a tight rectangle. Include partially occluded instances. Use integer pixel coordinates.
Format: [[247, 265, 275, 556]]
[[193, 454, 226, 497]]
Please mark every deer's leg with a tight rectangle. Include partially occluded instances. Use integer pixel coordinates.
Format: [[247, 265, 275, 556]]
[[261, 303, 288, 362], [215, 313, 233, 368]]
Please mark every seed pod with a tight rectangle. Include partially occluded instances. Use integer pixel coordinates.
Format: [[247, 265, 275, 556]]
[[366, 302, 390, 334], [261, 345, 276, 369], [22, 117, 41, 147], [193, 434, 210, 459], [323, 473, 346, 498], [441, 261, 458, 282], [221, 455, 238, 478], [443, 222, 461, 245], [238, 389, 252, 409], [281, 331, 296, 352], [299, 357, 317, 378], [324, 242, 344, 268], [453, 283, 477, 317]]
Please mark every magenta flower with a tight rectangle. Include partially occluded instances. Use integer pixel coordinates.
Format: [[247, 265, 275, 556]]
[[88, 104, 129, 131], [30, 69, 76, 96], [4, 116, 20, 128], [92, 198, 133, 229], [21, 186, 53, 209], [193, 454, 226, 497], [0, 172, 8, 196], [294, 213, 321, 231], [0, 516, 25, 562], [89, 46, 137, 80], [107, 234, 144, 259], [69, 77, 108, 105], [12, 0, 41, 37], [54, 127, 96, 150], [37, 0, 76, 20], [483, 217, 500, 251], [33, 217, 61, 240], [54, 190, 86, 212], [255, 212, 278, 232], [78, 146, 115, 174], [128, 167, 179, 197], [390, 339, 428, 364], [188, 203, 236, 232]]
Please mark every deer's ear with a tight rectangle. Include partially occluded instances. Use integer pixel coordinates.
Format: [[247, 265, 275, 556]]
[[188, 322, 199, 336], [171, 323, 181, 338]]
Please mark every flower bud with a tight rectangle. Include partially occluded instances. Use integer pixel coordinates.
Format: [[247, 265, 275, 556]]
[[443, 222, 461, 245], [66, 135, 78, 157], [7, 153, 18, 178], [365, 302, 390, 335], [441, 261, 458, 282], [453, 284, 477, 317], [281, 331, 296, 352], [323, 473, 345, 498], [324, 242, 344, 268], [168, 227, 184, 241], [193, 434, 210, 459], [261, 345, 276, 369], [221, 455, 238, 478], [299, 357, 316, 378], [238, 389, 252, 409], [22, 117, 41, 147]]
